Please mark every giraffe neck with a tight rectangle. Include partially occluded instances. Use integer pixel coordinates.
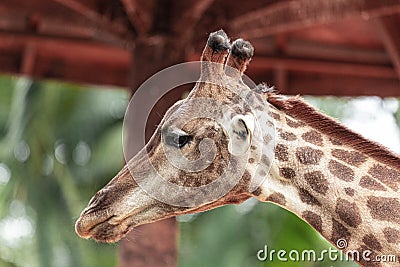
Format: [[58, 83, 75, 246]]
[[254, 96, 400, 266]]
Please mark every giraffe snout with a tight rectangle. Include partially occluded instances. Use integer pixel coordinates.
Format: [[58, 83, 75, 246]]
[[85, 189, 109, 212]]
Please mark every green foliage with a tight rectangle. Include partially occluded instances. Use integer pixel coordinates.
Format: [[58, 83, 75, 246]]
[[394, 99, 400, 129], [0, 75, 127, 267], [304, 96, 350, 120]]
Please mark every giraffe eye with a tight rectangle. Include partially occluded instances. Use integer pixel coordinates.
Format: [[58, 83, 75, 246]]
[[165, 133, 192, 148], [176, 135, 191, 148]]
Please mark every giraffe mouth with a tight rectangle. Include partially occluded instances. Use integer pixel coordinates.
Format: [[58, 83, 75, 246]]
[[75, 209, 113, 239], [75, 202, 168, 243], [75, 210, 139, 243]]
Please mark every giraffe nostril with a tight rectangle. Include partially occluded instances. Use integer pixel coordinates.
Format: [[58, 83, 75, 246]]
[[85, 189, 108, 213]]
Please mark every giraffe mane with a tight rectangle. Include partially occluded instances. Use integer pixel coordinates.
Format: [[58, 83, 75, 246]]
[[267, 94, 400, 171]]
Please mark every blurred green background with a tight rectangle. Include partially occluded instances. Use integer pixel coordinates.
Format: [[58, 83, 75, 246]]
[[1, 75, 398, 267]]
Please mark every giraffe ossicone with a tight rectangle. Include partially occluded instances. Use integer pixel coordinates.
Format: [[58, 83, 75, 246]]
[[75, 30, 400, 267]]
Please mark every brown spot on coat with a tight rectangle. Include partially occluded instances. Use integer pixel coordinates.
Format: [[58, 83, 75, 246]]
[[275, 144, 289, 162], [241, 170, 252, 184], [279, 131, 297, 141], [263, 134, 273, 145], [332, 149, 367, 167], [286, 117, 305, 128], [252, 187, 262, 196], [359, 175, 386, 191], [328, 160, 355, 182], [255, 93, 264, 103], [335, 198, 362, 227], [344, 187, 355, 196], [304, 171, 329, 195], [261, 155, 271, 166], [367, 196, 400, 223], [302, 211, 322, 232], [301, 130, 323, 146], [331, 219, 350, 243], [270, 112, 281, 120], [298, 188, 321, 206], [266, 192, 286, 206], [248, 158, 255, 164], [206, 132, 216, 138], [279, 167, 296, 180], [368, 164, 400, 191], [329, 138, 343, 146], [296, 147, 323, 165], [362, 234, 383, 251], [255, 105, 264, 111], [383, 227, 400, 244], [229, 170, 252, 195], [258, 169, 266, 176]]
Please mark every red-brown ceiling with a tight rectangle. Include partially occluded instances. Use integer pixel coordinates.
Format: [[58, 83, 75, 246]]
[[0, 0, 399, 96]]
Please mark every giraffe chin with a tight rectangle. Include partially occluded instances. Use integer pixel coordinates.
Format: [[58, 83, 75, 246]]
[[89, 221, 132, 243], [75, 204, 177, 243], [75, 213, 136, 243]]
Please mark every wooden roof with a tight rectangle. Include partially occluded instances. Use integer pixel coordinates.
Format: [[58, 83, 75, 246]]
[[1, 0, 400, 96]]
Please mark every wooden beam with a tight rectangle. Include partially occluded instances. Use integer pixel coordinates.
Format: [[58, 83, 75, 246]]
[[0, 8, 133, 48], [37, 18, 100, 40], [249, 71, 399, 96], [285, 74, 400, 97], [250, 38, 391, 65], [32, 58, 130, 87], [0, 32, 130, 63], [286, 39, 391, 65], [120, 0, 151, 36], [373, 15, 400, 80], [0, 33, 131, 87], [50, 0, 133, 44], [250, 57, 397, 78], [174, 0, 215, 44], [51, 0, 116, 28], [275, 34, 288, 53], [231, 0, 400, 39], [0, 0, 78, 20], [274, 67, 288, 92], [21, 43, 36, 75], [0, 13, 26, 32]]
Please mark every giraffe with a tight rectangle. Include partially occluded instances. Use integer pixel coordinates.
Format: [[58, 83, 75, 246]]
[[75, 30, 400, 266]]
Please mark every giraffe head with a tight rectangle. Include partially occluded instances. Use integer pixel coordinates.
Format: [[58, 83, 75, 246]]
[[75, 30, 275, 242]]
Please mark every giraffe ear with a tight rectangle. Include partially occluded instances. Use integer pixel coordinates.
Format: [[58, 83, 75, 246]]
[[227, 114, 254, 156]]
